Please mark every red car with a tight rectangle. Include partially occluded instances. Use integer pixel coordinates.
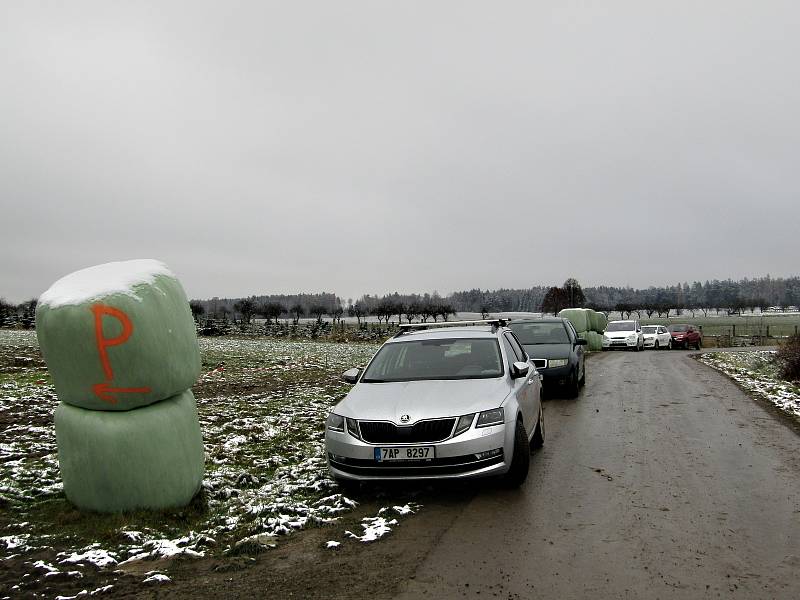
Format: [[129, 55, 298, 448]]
[[667, 324, 702, 349]]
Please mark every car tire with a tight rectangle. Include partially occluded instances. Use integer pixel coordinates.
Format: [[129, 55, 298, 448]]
[[578, 362, 586, 386], [654, 340, 659, 350], [667, 339, 672, 350], [567, 369, 580, 398], [504, 418, 530, 487], [531, 405, 545, 450]]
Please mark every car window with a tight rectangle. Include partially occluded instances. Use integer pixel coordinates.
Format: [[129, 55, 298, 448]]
[[504, 332, 526, 362], [642, 326, 658, 334], [509, 321, 570, 344], [501, 335, 520, 366], [606, 322, 635, 332], [361, 337, 504, 382]]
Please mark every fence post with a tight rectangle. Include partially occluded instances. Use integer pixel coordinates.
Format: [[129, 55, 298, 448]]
[[732, 324, 736, 337]]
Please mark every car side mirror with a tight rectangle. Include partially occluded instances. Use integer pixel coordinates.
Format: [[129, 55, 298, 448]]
[[342, 367, 362, 384], [575, 338, 587, 346], [511, 361, 529, 379]]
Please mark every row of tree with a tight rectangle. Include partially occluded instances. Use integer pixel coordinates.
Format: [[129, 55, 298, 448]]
[[0, 298, 37, 328]]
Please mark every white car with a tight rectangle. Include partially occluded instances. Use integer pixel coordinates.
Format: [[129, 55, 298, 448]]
[[325, 319, 544, 487], [642, 325, 672, 350], [602, 320, 644, 351]]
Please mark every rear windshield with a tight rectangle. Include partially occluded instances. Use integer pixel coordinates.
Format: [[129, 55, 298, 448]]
[[668, 325, 689, 332], [361, 338, 504, 382], [642, 326, 658, 334], [509, 322, 570, 345], [606, 322, 635, 331]]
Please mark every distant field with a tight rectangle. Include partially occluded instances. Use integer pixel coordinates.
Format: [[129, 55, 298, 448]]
[[637, 314, 800, 337]]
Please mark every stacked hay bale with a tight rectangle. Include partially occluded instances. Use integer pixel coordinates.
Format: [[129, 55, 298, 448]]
[[558, 308, 607, 352], [37, 259, 204, 513]]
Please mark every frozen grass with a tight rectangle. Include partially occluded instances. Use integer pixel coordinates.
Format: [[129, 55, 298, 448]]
[[698, 350, 800, 419], [0, 330, 385, 594]]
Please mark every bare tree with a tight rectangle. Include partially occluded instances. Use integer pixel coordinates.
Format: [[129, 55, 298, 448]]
[[189, 301, 205, 323], [290, 303, 304, 325], [309, 304, 327, 324]]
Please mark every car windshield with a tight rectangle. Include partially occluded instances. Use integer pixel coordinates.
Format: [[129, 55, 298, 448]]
[[509, 322, 570, 344], [642, 326, 659, 334], [669, 325, 689, 332], [361, 338, 503, 382], [606, 322, 635, 331]]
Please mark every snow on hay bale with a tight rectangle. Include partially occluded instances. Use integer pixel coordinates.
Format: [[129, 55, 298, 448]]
[[36, 260, 201, 411], [558, 308, 592, 333], [55, 390, 205, 512]]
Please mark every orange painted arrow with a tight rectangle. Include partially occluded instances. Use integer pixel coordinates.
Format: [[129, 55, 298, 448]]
[[92, 382, 152, 404]]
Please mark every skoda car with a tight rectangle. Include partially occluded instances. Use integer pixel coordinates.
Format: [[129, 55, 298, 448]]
[[642, 325, 672, 349], [325, 320, 544, 486], [508, 317, 586, 397]]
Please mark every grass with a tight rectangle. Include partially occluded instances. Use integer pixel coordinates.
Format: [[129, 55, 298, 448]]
[[637, 314, 800, 337], [0, 329, 380, 593]]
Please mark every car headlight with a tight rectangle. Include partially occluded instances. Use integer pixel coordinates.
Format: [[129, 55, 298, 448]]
[[346, 417, 360, 439], [326, 412, 344, 432], [453, 413, 475, 437], [549, 358, 568, 368], [626, 334, 636, 341], [476, 408, 504, 428]]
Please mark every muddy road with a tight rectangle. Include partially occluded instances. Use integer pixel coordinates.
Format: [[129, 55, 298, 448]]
[[152, 350, 800, 599]]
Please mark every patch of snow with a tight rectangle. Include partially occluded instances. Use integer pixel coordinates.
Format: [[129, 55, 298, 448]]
[[39, 259, 175, 308], [325, 540, 340, 549], [143, 572, 171, 584], [58, 547, 118, 569], [345, 516, 399, 543]]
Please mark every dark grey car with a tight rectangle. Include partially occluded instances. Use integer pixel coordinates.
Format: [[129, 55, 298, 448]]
[[509, 318, 586, 397]]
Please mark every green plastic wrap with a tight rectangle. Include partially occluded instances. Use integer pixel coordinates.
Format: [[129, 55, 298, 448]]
[[55, 390, 205, 513], [558, 308, 590, 334], [587, 331, 604, 352], [590, 311, 608, 333], [37, 269, 200, 411]]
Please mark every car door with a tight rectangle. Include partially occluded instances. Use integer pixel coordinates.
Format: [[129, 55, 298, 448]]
[[659, 326, 670, 345], [503, 333, 536, 434]]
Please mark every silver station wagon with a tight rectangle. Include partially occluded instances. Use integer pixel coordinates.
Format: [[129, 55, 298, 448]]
[[325, 320, 544, 486]]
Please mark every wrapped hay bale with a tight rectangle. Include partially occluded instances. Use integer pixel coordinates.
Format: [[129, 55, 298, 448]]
[[558, 308, 591, 334], [590, 311, 608, 333], [55, 389, 205, 513], [36, 260, 201, 411], [587, 331, 604, 352]]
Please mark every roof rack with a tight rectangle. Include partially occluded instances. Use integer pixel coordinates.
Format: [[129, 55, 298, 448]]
[[393, 319, 510, 337]]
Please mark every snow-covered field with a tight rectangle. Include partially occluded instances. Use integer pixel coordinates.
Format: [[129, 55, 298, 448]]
[[0, 330, 422, 597], [698, 350, 800, 419]]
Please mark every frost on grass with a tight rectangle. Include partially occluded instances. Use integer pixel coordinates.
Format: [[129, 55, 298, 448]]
[[0, 330, 383, 592], [699, 350, 800, 418]]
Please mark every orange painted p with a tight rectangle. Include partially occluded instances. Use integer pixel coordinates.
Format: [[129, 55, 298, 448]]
[[91, 304, 151, 404]]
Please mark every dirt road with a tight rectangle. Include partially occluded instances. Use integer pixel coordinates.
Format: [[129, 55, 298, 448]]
[[152, 350, 800, 599], [394, 349, 800, 599]]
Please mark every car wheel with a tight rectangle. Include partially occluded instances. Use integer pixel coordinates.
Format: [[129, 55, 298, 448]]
[[567, 368, 580, 397], [668, 339, 672, 350], [578, 361, 586, 386], [696, 339, 702, 350], [504, 418, 530, 487], [531, 405, 545, 450], [654, 340, 659, 350]]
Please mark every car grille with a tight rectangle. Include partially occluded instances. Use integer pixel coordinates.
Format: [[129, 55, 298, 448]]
[[531, 358, 547, 369], [358, 418, 456, 443], [329, 451, 504, 477]]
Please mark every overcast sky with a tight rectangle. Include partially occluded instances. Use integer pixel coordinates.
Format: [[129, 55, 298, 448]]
[[2, 1, 799, 303]]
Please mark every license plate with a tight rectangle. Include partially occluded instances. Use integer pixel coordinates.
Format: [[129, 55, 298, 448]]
[[374, 446, 435, 462]]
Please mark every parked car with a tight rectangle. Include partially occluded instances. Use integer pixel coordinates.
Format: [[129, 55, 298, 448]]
[[602, 320, 644, 351], [325, 319, 544, 487], [508, 317, 586, 397], [668, 324, 703, 349], [642, 325, 672, 350]]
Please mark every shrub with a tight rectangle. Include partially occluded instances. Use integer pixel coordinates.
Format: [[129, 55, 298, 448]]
[[774, 334, 800, 381]]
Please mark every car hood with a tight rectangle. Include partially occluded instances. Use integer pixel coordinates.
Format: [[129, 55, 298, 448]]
[[335, 377, 511, 422], [522, 343, 570, 360], [642, 333, 657, 339], [604, 331, 635, 339]]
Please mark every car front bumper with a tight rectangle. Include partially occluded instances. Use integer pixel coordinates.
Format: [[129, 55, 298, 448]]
[[537, 364, 572, 386], [325, 421, 513, 481], [602, 338, 638, 348]]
